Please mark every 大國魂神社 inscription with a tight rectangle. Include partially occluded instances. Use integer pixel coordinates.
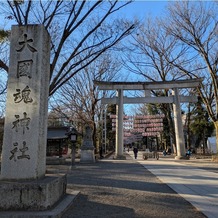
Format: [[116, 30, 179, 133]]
[[12, 112, 31, 134], [9, 141, 30, 162], [17, 60, 33, 78], [13, 86, 33, 103], [1, 25, 50, 180], [16, 34, 37, 53]]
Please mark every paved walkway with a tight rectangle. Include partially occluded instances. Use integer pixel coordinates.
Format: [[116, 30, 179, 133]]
[[59, 152, 215, 218], [129, 151, 218, 218]]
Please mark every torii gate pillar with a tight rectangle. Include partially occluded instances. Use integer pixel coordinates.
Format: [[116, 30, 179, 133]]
[[172, 88, 187, 159], [114, 89, 126, 159]]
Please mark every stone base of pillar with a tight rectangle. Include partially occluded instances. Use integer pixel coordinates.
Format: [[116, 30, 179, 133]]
[[80, 146, 95, 163], [175, 155, 190, 160], [0, 189, 79, 218], [113, 155, 126, 160], [0, 174, 67, 211]]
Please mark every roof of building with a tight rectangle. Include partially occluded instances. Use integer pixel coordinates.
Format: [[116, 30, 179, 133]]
[[47, 126, 69, 140]]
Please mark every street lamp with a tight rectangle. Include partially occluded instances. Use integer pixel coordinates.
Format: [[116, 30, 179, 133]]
[[70, 132, 77, 142], [66, 127, 78, 166]]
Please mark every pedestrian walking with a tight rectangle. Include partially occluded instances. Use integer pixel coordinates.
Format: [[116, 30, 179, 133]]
[[133, 147, 138, 159]]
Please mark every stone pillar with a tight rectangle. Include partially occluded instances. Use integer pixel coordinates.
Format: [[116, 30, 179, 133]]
[[172, 88, 186, 159], [80, 126, 95, 163], [114, 89, 125, 159], [1, 25, 50, 180]]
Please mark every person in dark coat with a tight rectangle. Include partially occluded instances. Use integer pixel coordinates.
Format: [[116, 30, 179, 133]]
[[133, 147, 138, 159]]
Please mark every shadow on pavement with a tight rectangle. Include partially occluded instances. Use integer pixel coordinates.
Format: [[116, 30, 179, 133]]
[[64, 193, 135, 218], [63, 157, 206, 218]]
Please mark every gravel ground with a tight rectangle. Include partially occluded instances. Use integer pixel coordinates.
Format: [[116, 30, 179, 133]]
[[62, 154, 206, 218]]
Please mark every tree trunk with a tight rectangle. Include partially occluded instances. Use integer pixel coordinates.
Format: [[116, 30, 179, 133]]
[[187, 105, 191, 148], [214, 121, 218, 154], [169, 120, 177, 154]]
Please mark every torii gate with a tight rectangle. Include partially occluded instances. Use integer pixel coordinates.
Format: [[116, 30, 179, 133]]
[[94, 78, 202, 160]]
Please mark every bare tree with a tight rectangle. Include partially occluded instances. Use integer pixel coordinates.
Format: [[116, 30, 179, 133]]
[[0, 0, 134, 96], [0, 30, 10, 117], [49, 52, 122, 150], [122, 17, 186, 153], [163, 1, 218, 150], [0, 29, 9, 85]]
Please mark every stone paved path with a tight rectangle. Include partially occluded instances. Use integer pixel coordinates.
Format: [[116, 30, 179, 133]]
[[63, 154, 206, 218]]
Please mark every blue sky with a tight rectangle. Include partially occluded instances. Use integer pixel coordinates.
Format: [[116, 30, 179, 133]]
[[119, 1, 168, 19], [117, 1, 169, 113], [118, 1, 168, 78], [0, 1, 168, 29]]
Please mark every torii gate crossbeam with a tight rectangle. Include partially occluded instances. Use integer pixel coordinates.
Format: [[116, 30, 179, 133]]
[[94, 78, 202, 90], [101, 96, 197, 104]]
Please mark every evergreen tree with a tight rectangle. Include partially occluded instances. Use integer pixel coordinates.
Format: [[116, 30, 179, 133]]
[[190, 96, 214, 148], [0, 30, 9, 42]]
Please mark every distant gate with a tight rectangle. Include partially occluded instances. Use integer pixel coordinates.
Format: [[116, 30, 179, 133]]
[[94, 78, 202, 159]]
